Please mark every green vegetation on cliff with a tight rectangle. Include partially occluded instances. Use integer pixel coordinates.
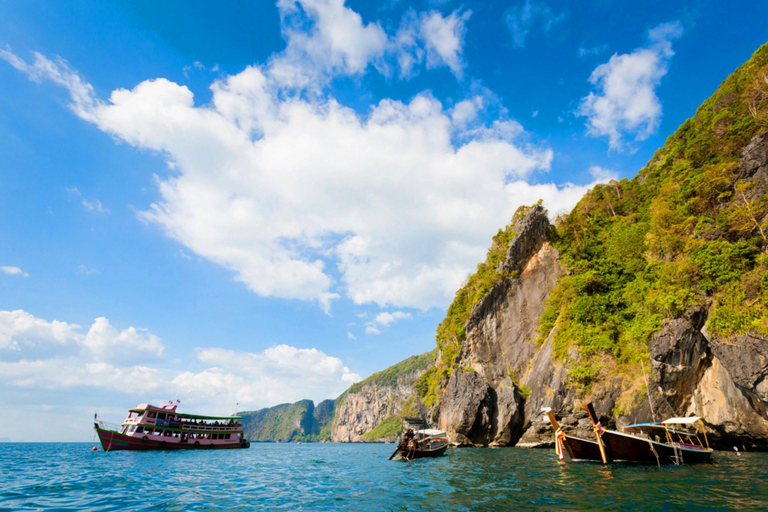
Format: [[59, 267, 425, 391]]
[[539, 43, 768, 388], [417, 204, 537, 406], [344, 352, 433, 397], [239, 399, 335, 442]]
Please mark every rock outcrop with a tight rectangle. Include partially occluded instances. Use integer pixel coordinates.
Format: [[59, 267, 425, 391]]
[[438, 205, 559, 446], [330, 353, 431, 442]]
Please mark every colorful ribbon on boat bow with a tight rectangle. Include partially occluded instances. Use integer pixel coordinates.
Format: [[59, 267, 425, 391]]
[[555, 428, 566, 461]]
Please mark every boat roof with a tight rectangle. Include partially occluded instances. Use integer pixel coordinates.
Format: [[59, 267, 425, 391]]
[[129, 404, 241, 420], [662, 416, 701, 425], [417, 429, 447, 437], [625, 422, 692, 431]]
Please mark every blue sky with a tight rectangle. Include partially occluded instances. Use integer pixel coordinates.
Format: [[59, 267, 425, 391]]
[[1, 0, 766, 441]]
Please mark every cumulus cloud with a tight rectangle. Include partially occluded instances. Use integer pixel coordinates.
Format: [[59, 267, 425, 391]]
[[374, 311, 412, 327], [1, 2, 611, 312], [505, 0, 566, 48], [0, 309, 362, 418], [395, 9, 471, 79], [175, 345, 362, 407], [577, 21, 683, 150], [0, 309, 163, 364], [1, 266, 29, 277]]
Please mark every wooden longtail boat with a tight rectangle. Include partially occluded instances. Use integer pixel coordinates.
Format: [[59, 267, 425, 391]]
[[584, 403, 713, 465], [543, 407, 604, 462], [93, 403, 250, 451], [389, 417, 449, 460]]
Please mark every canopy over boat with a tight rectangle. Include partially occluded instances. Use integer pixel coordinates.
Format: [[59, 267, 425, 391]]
[[417, 429, 447, 437], [128, 403, 241, 420], [662, 417, 701, 424]]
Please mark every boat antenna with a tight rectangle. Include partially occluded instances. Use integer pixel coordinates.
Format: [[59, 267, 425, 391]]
[[641, 360, 656, 422], [172, 361, 193, 404]]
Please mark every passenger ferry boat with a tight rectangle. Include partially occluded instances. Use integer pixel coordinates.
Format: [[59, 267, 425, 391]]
[[93, 403, 250, 451]]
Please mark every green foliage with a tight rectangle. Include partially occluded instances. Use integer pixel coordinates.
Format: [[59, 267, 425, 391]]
[[420, 208, 533, 405], [346, 352, 433, 396], [239, 398, 336, 442], [361, 415, 403, 441], [538, 43, 768, 387]]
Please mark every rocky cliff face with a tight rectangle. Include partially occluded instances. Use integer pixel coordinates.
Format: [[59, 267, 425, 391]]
[[437, 204, 556, 446], [436, 131, 768, 450], [331, 379, 418, 442], [240, 398, 336, 442], [330, 353, 432, 442]]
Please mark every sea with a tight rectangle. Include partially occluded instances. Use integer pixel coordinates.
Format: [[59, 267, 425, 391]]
[[0, 443, 765, 511]]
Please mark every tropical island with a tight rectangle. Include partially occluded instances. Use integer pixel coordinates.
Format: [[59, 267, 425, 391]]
[[241, 42, 768, 450]]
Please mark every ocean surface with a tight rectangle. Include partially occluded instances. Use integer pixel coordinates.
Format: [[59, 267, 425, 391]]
[[0, 443, 766, 511]]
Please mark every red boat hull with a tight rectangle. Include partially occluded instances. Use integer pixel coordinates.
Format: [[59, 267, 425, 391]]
[[95, 426, 250, 451]]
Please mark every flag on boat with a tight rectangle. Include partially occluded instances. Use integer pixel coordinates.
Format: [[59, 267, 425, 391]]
[[94, 413, 98, 419]]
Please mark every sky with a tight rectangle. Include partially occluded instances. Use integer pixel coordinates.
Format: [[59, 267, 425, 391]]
[[0, 0, 766, 442]]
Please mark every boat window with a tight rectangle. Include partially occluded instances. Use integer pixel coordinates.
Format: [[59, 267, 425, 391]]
[[225, 433, 231, 440], [158, 413, 166, 420], [129, 426, 136, 433], [147, 411, 156, 419], [136, 426, 144, 434]]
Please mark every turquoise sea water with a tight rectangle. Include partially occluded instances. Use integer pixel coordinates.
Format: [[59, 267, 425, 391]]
[[0, 443, 766, 511]]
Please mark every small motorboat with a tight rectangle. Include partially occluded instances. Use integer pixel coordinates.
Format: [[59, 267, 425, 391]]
[[389, 417, 449, 460]]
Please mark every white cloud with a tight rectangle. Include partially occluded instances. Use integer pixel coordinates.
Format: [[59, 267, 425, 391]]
[[1, 4, 606, 312], [66, 186, 109, 214], [395, 9, 471, 79], [0, 310, 362, 437], [505, 0, 565, 48], [0, 309, 163, 364], [272, 0, 388, 88], [365, 325, 381, 335], [79, 264, 100, 275], [577, 21, 683, 150], [1, 266, 29, 277], [578, 44, 608, 58], [175, 344, 361, 407], [347, 331, 356, 340], [374, 311, 412, 327], [588, 165, 618, 181]]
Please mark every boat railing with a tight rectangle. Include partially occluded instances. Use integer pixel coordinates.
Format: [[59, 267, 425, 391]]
[[96, 420, 121, 431]]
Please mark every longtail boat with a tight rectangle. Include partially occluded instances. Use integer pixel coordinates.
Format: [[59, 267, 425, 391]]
[[583, 402, 713, 465], [93, 403, 250, 451], [545, 404, 713, 465], [543, 407, 604, 462], [388, 417, 448, 460]]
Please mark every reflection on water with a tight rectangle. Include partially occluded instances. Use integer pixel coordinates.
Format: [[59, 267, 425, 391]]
[[0, 443, 765, 511]]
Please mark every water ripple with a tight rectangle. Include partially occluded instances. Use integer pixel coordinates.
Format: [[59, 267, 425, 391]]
[[0, 443, 765, 511]]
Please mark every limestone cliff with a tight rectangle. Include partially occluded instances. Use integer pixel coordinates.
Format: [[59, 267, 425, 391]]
[[330, 353, 432, 442], [422, 43, 768, 449], [240, 399, 335, 442]]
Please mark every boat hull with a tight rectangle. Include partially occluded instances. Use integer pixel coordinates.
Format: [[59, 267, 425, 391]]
[[95, 425, 250, 451], [599, 430, 712, 464], [396, 443, 448, 459], [562, 434, 604, 462]]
